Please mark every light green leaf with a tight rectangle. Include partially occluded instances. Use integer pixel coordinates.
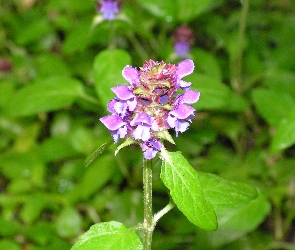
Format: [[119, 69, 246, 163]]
[[71, 221, 142, 250], [271, 108, 295, 153], [4, 76, 84, 117], [93, 49, 131, 110], [160, 149, 217, 231], [115, 137, 137, 156], [198, 172, 257, 211], [252, 88, 295, 126]]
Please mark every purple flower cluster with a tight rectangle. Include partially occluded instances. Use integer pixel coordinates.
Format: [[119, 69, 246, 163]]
[[173, 25, 195, 58], [97, 0, 121, 20], [100, 59, 200, 159]]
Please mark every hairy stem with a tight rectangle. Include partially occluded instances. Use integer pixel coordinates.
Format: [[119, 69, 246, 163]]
[[143, 158, 153, 250]]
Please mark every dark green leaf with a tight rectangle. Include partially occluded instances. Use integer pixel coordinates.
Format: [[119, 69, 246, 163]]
[[252, 88, 295, 126], [71, 221, 142, 250], [4, 76, 84, 117], [160, 150, 217, 231]]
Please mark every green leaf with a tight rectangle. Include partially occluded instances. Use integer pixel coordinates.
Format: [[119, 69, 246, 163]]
[[252, 88, 295, 126], [114, 137, 137, 156], [85, 140, 113, 167], [0, 240, 21, 250], [56, 206, 82, 238], [192, 48, 222, 81], [93, 49, 131, 110], [20, 193, 46, 225], [205, 192, 271, 247], [69, 154, 116, 203], [185, 73, 231, 110], [176, 0, 214, 22], [271, 108, 295, 153], [198, 172, 258, 211], [160, 150, 217, 231], [4, 76, 84, 117], [71, 221, 142, 250]]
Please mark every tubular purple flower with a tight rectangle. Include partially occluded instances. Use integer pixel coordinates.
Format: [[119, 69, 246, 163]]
[[175, 90, 200, 105], [130, 113, 153, 141], [174, 41, 190, 58], [100, 114, 127, 142], [99, 0, 119, 20], [142, 139, 162, 160], [167, 104, 195, 136], [111, 85, 137, 112], [122, 66, 140, 87], [176, 59, 194, 90]]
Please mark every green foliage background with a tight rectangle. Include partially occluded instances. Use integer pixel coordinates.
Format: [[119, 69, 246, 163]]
[[1, 0, 295, 249]]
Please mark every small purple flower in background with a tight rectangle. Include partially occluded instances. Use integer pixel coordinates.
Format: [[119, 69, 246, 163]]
[[100, 59, 200, 159], [96, 0, 121, 20], [173, 25, 195, 58]]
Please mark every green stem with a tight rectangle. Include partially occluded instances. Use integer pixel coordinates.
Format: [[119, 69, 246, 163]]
[[231, 0, 249, 94], [143, 158, 153, 250], [108, 21, 116, 49]]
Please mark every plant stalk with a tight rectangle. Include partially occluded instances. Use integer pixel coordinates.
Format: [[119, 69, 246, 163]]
[[143, 158, 153, 250]]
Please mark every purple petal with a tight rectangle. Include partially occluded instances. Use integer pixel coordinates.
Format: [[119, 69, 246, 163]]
[[127, 98, 137, 111], [110, 125, 127, 143], [175, 120, 189, 135], [179, 80, 192, 90], [142, 139, 162, 159], [122, 66, 140, 87], [176, 59, 194, 79], [100, 0, 119, 20], [133, 125, 151, 141], [111, 85, 134, 100], [181, 90, 200, 104], [100, 114, 125, 130], [107, 99, 116, 113], [170, 104, 195, 119], [174, 41, 190, 58], [114, 100, 128, 116], [167, 114, 177, 128], [143, 148, 157, 159], [130, 113, 153, 126]]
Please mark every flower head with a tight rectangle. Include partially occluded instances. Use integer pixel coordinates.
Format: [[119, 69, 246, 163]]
[[100, 59, 200, 159], [97, 0, 121, 20], [173, 25, 195, 58]]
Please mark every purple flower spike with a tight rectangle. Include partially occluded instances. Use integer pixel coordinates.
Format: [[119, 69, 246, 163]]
[[122, 66, 140, 87], [99, 0, 119, 20], [177, 59, 194, 79], [142, 139, 162, 159], [100, 114, 127, 142], [130, 113, 153, 141], [180, 90, 200, 104]]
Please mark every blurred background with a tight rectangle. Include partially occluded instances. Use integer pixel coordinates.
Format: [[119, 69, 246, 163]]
[[1, 0, 295, 249]]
